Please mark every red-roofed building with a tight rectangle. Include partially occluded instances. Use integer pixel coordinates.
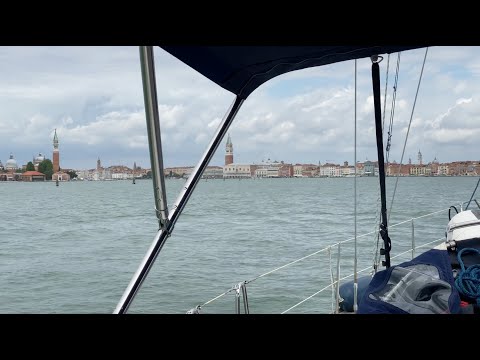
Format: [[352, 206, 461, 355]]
[[22, 171, 46, 182]]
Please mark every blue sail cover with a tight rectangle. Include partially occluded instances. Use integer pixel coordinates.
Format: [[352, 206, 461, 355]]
[[160, 46, 422, 99], [357, 249, 461, 314]]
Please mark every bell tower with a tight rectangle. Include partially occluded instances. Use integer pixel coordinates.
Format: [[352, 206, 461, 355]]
[[417, 149, 423, 165], [225, 134, 233, 166], [53, 129, 60, 172]]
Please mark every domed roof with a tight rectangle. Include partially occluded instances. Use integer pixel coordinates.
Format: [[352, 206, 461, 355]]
[[5, 153, 17, 169], [34, 152, 45, 163]]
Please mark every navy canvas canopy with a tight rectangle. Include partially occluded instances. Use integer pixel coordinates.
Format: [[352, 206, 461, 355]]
[[357, 249, 461, 314], [160, 46, 423, 99]]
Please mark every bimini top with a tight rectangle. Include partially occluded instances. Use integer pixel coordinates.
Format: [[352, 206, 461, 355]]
[[160, 46, 423, 99]]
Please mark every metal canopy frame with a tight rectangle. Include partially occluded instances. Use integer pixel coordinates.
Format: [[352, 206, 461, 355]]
[[114, 46, 244, 313]]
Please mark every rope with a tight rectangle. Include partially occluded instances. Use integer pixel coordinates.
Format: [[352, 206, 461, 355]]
[[455, 248, 480, 305], [388, 47, 429, 222]]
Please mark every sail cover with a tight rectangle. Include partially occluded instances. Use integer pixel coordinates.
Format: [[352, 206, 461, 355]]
[[357, 249, 461, 314], [160, 46, 423, 99]]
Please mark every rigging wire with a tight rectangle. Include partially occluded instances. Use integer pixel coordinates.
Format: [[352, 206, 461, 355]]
[[385, 53, 401, 165], [381, 54, 391, 133], [388, 47, 429, 221], [465, 176, 480, 210], [353, 59, 358, 312]]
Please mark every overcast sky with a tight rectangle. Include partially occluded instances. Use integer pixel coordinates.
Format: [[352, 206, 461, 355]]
[[0, 46, 479, 170]]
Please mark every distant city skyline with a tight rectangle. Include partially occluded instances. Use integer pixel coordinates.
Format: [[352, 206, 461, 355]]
[[2, 46, 480, 169], [1, 134, 473, 171]]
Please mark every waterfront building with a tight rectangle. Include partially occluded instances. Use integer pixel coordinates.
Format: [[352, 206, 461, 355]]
[[22, 171, 46, 182], [437, 164, 449, 176], [364, 160, 375, 177], [202, 166, 223, 179], [293, 164, 303, 177], [387, 162, 412, 176], [165, 166, 194, 178], [410, 164, 431, 176], [320, 163, 338, 177], [224, 164, 252, 178]]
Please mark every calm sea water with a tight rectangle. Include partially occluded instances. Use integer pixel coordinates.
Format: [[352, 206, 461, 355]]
[[0, 176, 477, 313]]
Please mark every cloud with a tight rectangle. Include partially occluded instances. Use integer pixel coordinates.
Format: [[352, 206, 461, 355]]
[[424, 97, 480, 146], [62, 110, 146, 146], [2, 46, 480, 168], [429, 128, 480, 144]]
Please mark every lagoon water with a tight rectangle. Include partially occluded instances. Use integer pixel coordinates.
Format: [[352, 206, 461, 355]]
[[0, 176, 477, 313]]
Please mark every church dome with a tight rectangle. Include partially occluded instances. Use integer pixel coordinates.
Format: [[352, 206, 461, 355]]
[[5, 153, 17, 169], [34, 152, 45, 164]]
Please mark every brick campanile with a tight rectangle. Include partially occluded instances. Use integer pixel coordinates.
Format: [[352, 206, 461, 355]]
[[53, 128, 60, 172], [225, 133, 233, 166]]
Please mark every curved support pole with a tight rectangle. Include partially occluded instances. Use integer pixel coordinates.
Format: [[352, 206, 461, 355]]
[[114, 95, 244, 314], [140, 46, 169, 228]]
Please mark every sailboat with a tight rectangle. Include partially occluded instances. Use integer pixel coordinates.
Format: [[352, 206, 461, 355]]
[[114, 46, 480, 314]]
